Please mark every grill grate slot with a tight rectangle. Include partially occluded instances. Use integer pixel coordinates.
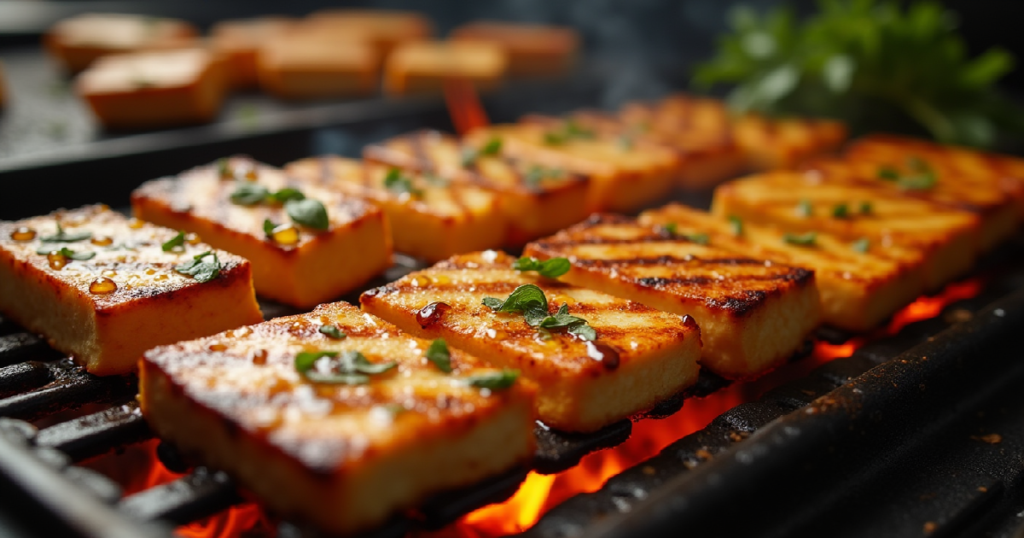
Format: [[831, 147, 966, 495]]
[[35, 401, 150, 462]]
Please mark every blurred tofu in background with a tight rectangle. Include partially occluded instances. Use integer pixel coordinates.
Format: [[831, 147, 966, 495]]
[[450, 21, 579, 76], [303, 9, 433, 58], [385, 41, 506, 96], [76, 48, 227, 129], [257, 34, 379, 99], [45, 13, 199, 73], [210, 17, 295, 89]]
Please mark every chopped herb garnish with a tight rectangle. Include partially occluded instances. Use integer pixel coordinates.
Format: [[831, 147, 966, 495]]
[[263, 219, 276, 237], [285, 199, 329, 230], [318, 325, 346, 339], [217, 158, 231, 178], [482, 284, 596, 341], [383, 168, 423, 197], [513, 256, 571, 278], [832, 203, 850, 219], [464, 368, 520, 390], [797, 199, 813, 218], [782, 232, 818, 247], [543, 119, 595, 145], [424, 174, 450, 187], [859, 201, 873, 215], [294, 349, 396, 385], [535, 304, 597, 341], [852, 238, 871, 253], [481, 137, 503, 155], [230, 183, 269, 205], [482, 284, 547, 315], [662, 222, 678, 236], [40, 222, 91, 243], [161, 231, 186, 252], [37, 246, 95, 260], [425, 338, 452, 373], [267, 187, 306, 204], [877, 166, 900, 181], [463, 137, 503, 166], [729, 215, 744, 236], [875, 157, 938, 191], [524, 166, 563, 187], [661, 223, 709, 245], [617, 134, 635, 151], [174, 251, 221, 283]]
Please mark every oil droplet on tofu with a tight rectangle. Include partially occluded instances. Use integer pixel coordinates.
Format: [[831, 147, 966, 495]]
[[10, 227, 36, 241], [271, 224, 300, 246], [208, 343, 228, 352], [89, 277, 117, 294], [486, 328, 507, 340], [90, 236, 113, 246], [585, 341, 621, 370], [433, 274, 451, 285], [102, 270, 117, 278], [155, 274, 168, 281], [412, 274, 431, 287], [186, 233, 202, 245], [251, 349, 268, 365], [416, 301, 451, 328], [128, 218, 145, 229], [145, 268, 156, 275], [47, 251, 68, 270]]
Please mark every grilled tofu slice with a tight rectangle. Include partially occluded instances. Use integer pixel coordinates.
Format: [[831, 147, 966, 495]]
[[464, 122, 680, 213], [285, 156, 504, 262], [304, 9, 433, 58], [732, 113, 847, 171], [139, 301, 535, 536], [360, 250, 702, 432], [210, 17, 295, 89], [0, 205, 262, 376], [362, 129, 589, 245], [712, 171, 981, 289], [256, 34, 380, 100], [132, 157, 391, 308], [384, 41, 507, 96], [449, 21, 578, 76], [523, 214, 819, 378], [638, 204, 927, 332], [45, 13, 198, 73]]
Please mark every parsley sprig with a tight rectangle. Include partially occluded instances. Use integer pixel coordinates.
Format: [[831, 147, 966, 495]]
[[461, 137, 503, 167], [174, 251, 222, 283], [482, 284, 597, 341], [513, 256, 571, 278], [162, 231, 186, 252], [662, 223, 710, 245], [36, 246, 95, 260], [425, 338, 452, 373], [877, 156, 938, 190], [782, 231, 818, 247], [40, 222, 91, 243], [229, 183, 329, 230], [294, 350, 396, 385], [383, 168, 424, 197], [464, 369, 520, 390], [543, 120, 596, 145]]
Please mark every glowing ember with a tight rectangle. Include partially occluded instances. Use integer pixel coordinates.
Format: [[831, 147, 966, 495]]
[[444, 78, 490, 136]]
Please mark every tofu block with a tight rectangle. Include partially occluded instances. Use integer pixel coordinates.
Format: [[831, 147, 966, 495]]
[[304, 9, 433, 57], [285, 156, 504, 262], [210, 17, 295, 89], [384, 41, 506, 95], [257, 34, 379, 99], [0, 205, 262, 376], [465, 122, 680, 213], [76, 48, 227, 130], [139, 301, 536, 535], [616, 96, 750, 189], [45, 13, 199, 73], [132, 157, 391, 308], [712, 171, 981, 289], [360, 251, 702, 432], [732, 113, 847, 171], [639, 204, 928, 332], [449, 21, 578, 76], [362, 129, 590, 245], [524, 214, 819, 378]]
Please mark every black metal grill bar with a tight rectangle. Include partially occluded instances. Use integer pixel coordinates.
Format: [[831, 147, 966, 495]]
[[118, 469, 241, 527], [35, 401, 151, 462], [0, 361, 137, 422], [0, 362, 53, 398]]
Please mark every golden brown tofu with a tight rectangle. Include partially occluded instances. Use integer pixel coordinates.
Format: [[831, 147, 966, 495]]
[[362, 129, 589, 245], [132, 157, 391, 308], [731, 113, 847, 171], [465, 122, 680, 213], [210, 17, 295, 89], [45, 13, 199, 73], [524, 214, 819, 378], [0, 205, 262, 376], [449, 21, 578, 76], [384, 41, 507, 96], [256, 34, 379, 99], [360, 251, 702, 432], [638, 204, 928, 332], [304, 9, 433, 58], [76, 48, 228, 130], [712, 171, 981, 289], [285, 156, 504, 262], [139, 301, 536, 536]]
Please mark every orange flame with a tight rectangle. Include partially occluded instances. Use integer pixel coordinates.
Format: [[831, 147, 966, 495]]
[[78, 278, 983, 538], [444, 78, 490, 136]]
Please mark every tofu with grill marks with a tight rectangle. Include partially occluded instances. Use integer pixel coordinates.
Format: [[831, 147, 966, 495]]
[[360, 251, 702, 432], [362, 129, 589, 245], [711, 171, 981, 290], [464, 122, 680, 213], [524, 214, 819, 378], [132, 157, 391, 308], [139, 302, 535, 536], [285, 156, 504, 262], [0, 205, 262, 376], [638, 204, 927, 332]]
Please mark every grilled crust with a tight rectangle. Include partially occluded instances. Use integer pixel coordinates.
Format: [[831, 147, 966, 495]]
[[139, 302, 535, 535], [210, 17, 295, 89], [0, 205, 262, 375], [712, 171, 981, 290], [384, 41, 506, 95], [639, 204, 928, 331], [132, 157, 391, 308], [464, 123, 680, 213], [285, 156, 505, 261], [303, 9, 434, 57], [256, 35, 380, 100], [45, 13, 199, 73], [449, 21, 578, 76], [360, 251, 702, 432], [362, 129, 590, 244], [731, 114, 847, 171], [524, 214, 819, 378]]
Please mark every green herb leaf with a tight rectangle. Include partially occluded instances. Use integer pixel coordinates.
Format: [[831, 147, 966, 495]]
[[662, 222, 678, 236], [383, 168, 423, 197], [40, 222, 92, 243], [729, 215, 744, 236], [661, 223, 709, 245], [524, 166, 563, 187], [878, 167, 901, 181], [263, 219, 276, 237], [174, 251, 221, 283], [217, 158, 231, 178], [796, 199, 813, 218], [294, 349, 396, 384], [534, 303, 597, 341], [832, 203, 849, 219], [543, 120, 595, 145], [852, 238, 871, 253], [513, 256, 571, 278], [318, 325, 346, 339], [37, 246, 96, 260], [617, 135, 635, 151], [230, 182, 269, 205], [481, 137, 503, 155], [425, 338, 452, 373], [464, 368, 520, 390], [267, 187, 306, 204], [285, 199, 329, 230], [568, 323, 597, 341], [162, 231, 186, 252], [782, 231, 818, 247], [481, 297, 504, 310], [859, 201, 873, 215], [482, 284, 548, 315]]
